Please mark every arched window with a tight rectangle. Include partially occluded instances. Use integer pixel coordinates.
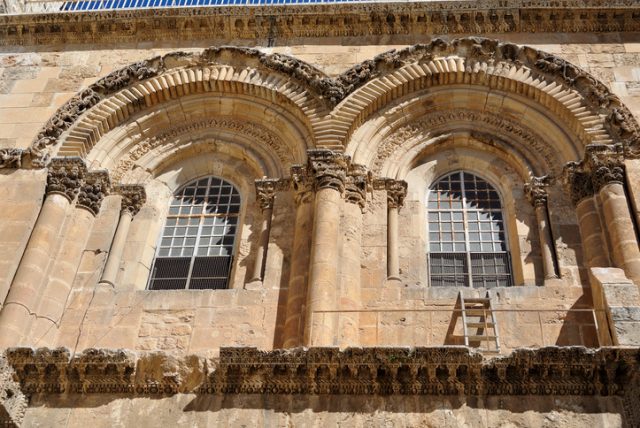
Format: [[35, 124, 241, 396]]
[[148, 176, 241, 290], [427, 171, 512, 288]]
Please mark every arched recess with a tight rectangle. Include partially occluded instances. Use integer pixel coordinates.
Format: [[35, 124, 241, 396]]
[[336, 37, 640, 160], [28, 47, 336, 170]]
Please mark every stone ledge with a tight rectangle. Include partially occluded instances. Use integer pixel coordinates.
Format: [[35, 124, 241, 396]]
[[4, 346, 640, 397], [1, 0, 640, 46]]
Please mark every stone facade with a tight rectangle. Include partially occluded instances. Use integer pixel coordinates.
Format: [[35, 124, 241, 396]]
[[2, 0, 640, 426]]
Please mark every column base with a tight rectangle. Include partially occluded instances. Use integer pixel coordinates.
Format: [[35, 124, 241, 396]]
[[245, 279, 263, 290]]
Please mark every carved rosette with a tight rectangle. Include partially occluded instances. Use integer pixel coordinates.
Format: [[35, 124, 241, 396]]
[[255, 178, 281, 212], [289, 164, 313, 206], [524, 176, 551, 208], [307, 149, 349, 193], [344, 164, 370, 210], [563, 162, 594, 206], [585, 144, 626, 191], [46, 157, 87, 202], [77, 171, 110, 216], [115, 185, 146, 216]]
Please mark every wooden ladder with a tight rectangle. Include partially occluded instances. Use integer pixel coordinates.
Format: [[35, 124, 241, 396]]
[[458, 290, 501, 354]]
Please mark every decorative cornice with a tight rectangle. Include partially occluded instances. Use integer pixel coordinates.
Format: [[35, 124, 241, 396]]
[[4, 346, 640, 398], [307, 149, 349, 193], [2, 1, 640, 48], [77, 170, 111, 215], [46, 157, 87, 202], [344, 164, 370, 211], [584, 143, 626, 191], [115, 184, 146, 216], [524, 176, 552, 208]]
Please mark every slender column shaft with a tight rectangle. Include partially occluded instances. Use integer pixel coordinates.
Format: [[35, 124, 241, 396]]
[[250, 207, 273, 282], [599, 182, 640, 284], [282, 193, 314, 348], [99, 209, 133, 287], [575, 197, 610, 268], [0, 193, 71, 346], [534, 204, 558, 279], [387, 206, 400, 279], [306, 186, 342, 346], [339, 200, 363, 347]]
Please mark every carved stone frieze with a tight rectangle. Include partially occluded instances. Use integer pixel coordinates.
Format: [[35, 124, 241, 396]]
[[115, 184, 146, 216], [5, 346, 640, 398], [77, 170, 111, 216], [584, 144, 626, 191], [524, 176, 552, 208], [255, 178, 289, 211], [0, 148, 24, 169], [46, 157, 87, 202], [307, 149, 349, 193], [344, 164, 370, 211]]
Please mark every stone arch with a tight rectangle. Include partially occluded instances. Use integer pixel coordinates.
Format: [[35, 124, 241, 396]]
[[335, 37, 640, 159], [27, 47, 336, 169]]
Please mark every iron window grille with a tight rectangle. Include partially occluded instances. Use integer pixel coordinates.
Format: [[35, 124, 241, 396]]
[[427, 171, 512, 288], [148, 176, 240, 290]]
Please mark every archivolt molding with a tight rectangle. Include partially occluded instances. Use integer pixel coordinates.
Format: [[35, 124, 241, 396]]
[[25, 47, 332, 167], [369, 109, 557, 178], [333, 38, 640, 151], [109, 117, 294, 183], [3, 38, 639, 171]]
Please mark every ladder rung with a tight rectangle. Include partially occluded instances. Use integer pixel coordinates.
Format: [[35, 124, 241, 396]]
[[465, 309, 490, 315], [466, 335, 498, 341], [466, 322, 495, 328], [463, 298, 491, 304]]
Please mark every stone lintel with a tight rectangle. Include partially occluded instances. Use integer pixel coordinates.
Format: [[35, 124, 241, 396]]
[[5, 346, 640, 397]]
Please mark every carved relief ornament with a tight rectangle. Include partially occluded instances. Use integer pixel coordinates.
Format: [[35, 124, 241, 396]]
[[290, 164, 313, 205], [524, 176, 552, 208], [563, 162, 594, 206], [115, 184, 147, 216], [344, 164, 370, 210], [77, 171, 111, 216], [46, 157, 87, 202], [255, 178, 289, 211], [585, 144, 626, 191], [307, 149, 349, 193], [373, 178, 408, 209]]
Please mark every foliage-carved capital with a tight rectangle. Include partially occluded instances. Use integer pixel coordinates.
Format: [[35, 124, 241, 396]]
[[562, 162, 594, 206], [290, 164, 314, 205], [115, 185, 147, 216], [255, 178, 289, 211], [46, 157, 87, 202], [344, 164, 370, 211], [77, 171, 111, 216], [524, 176, 552, 208], [585, 144, 626, 191], [0, 148, 25, 169], [307, 149, 349, 193]]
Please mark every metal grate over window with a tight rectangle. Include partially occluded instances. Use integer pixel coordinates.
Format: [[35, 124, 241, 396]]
[[427, 172, 512, 288], [148, 176, 240, 290]]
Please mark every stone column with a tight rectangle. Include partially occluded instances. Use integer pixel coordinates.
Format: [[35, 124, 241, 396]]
[[27, 170, 110, 345], [525, 176, 558, 280], [564, 162, 611, 269], [338, 164, 368, 347], [283, 166, 314, 348], [304, 149, 348, 347], [0, 158, 86, 347], [382, 179, 407, 281], [249, 179, 278, 285], [99, 185, 146, 287], [586, 145, 640, 284]]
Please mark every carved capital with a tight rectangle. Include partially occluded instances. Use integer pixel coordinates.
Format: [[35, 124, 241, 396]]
[[115, 185, 146, 216], [585, 144, 626, 191], [524, 176, 551, 208], [0, 148, 25, 169], [291, 164, 313, 205], [307, 149, 349, 193], [77, 171, 111, 215], [255, 178, 284, 212], [344, 164, 370, 210], [387, 180, 408, 209], [46, 157, 87, 202], [563, 162, 594, 206]]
